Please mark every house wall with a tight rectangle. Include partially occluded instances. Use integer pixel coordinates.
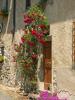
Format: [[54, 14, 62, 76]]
[[0, 0, 75, 91], [32, 0, 73, 91], [0, 0, 26, 86], [45, 0, 74, 91], [30, 0, 73, 68]]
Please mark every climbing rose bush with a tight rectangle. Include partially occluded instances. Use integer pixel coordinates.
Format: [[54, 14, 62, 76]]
[[14, 5, 49, 93], [14, 5, 49, 69], [22, 6, 49, 45]]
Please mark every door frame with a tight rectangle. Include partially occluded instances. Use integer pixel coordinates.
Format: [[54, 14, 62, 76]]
[[43, 36, 52, 90]]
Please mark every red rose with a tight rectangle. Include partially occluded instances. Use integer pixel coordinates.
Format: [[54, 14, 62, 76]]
[[21, 37, 25, 43], [39, 39, 46, 45], [24, 16, 33, 24], [35, 33, 43, 39], [31, 54, 37, 59], [28, 41, 35, 46], [39, 24, 46, 29], [31, 30, 37, 35]]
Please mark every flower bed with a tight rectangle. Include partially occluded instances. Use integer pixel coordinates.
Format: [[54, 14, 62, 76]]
[[37, 91, 67, 100]]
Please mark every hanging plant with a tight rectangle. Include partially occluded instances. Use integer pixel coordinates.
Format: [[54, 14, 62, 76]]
[[14, 5, 49, 93]]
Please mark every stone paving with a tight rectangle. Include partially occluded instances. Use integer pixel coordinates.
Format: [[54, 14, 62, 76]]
[[0, 91, 13, 100], [1, 67, 75, 100], [56, 66, 75, 100], [0, 85, 29, 100], [0, 89, 28, 100]]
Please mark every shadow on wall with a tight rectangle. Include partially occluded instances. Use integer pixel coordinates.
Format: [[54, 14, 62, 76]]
[[37, 54, 44, 82], [45, 0, 75, 24], [38, 63, 44, 82]]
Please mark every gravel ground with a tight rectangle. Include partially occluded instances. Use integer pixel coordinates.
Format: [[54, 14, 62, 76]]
[[0, 84, 28, 100]]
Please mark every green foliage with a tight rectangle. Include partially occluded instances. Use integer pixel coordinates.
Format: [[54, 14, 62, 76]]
[[15, 5, 49, 93]]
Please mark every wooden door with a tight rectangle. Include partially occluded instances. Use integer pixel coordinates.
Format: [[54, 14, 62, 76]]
[[43, 41, 52, 90]]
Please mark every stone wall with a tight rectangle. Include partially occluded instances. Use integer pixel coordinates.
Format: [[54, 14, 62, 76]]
[[23, 0, 74, 91], [0, 0, 25, 86], [0, 33, 16, 86], [51, 21, 72, 68], [29, 0, 74, 69], [46, 0, 74, 92]]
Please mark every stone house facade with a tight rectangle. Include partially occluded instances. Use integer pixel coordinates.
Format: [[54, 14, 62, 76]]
[[0, 0, 75, 92]]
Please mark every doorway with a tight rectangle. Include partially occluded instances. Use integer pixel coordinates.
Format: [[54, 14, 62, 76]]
[[43, 39, 52, 90]]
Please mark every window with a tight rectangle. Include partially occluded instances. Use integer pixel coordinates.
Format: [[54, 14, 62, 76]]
[[2, 0, 8, 12], [6, 0, 8, 12], [26, 0, 31, 9]]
